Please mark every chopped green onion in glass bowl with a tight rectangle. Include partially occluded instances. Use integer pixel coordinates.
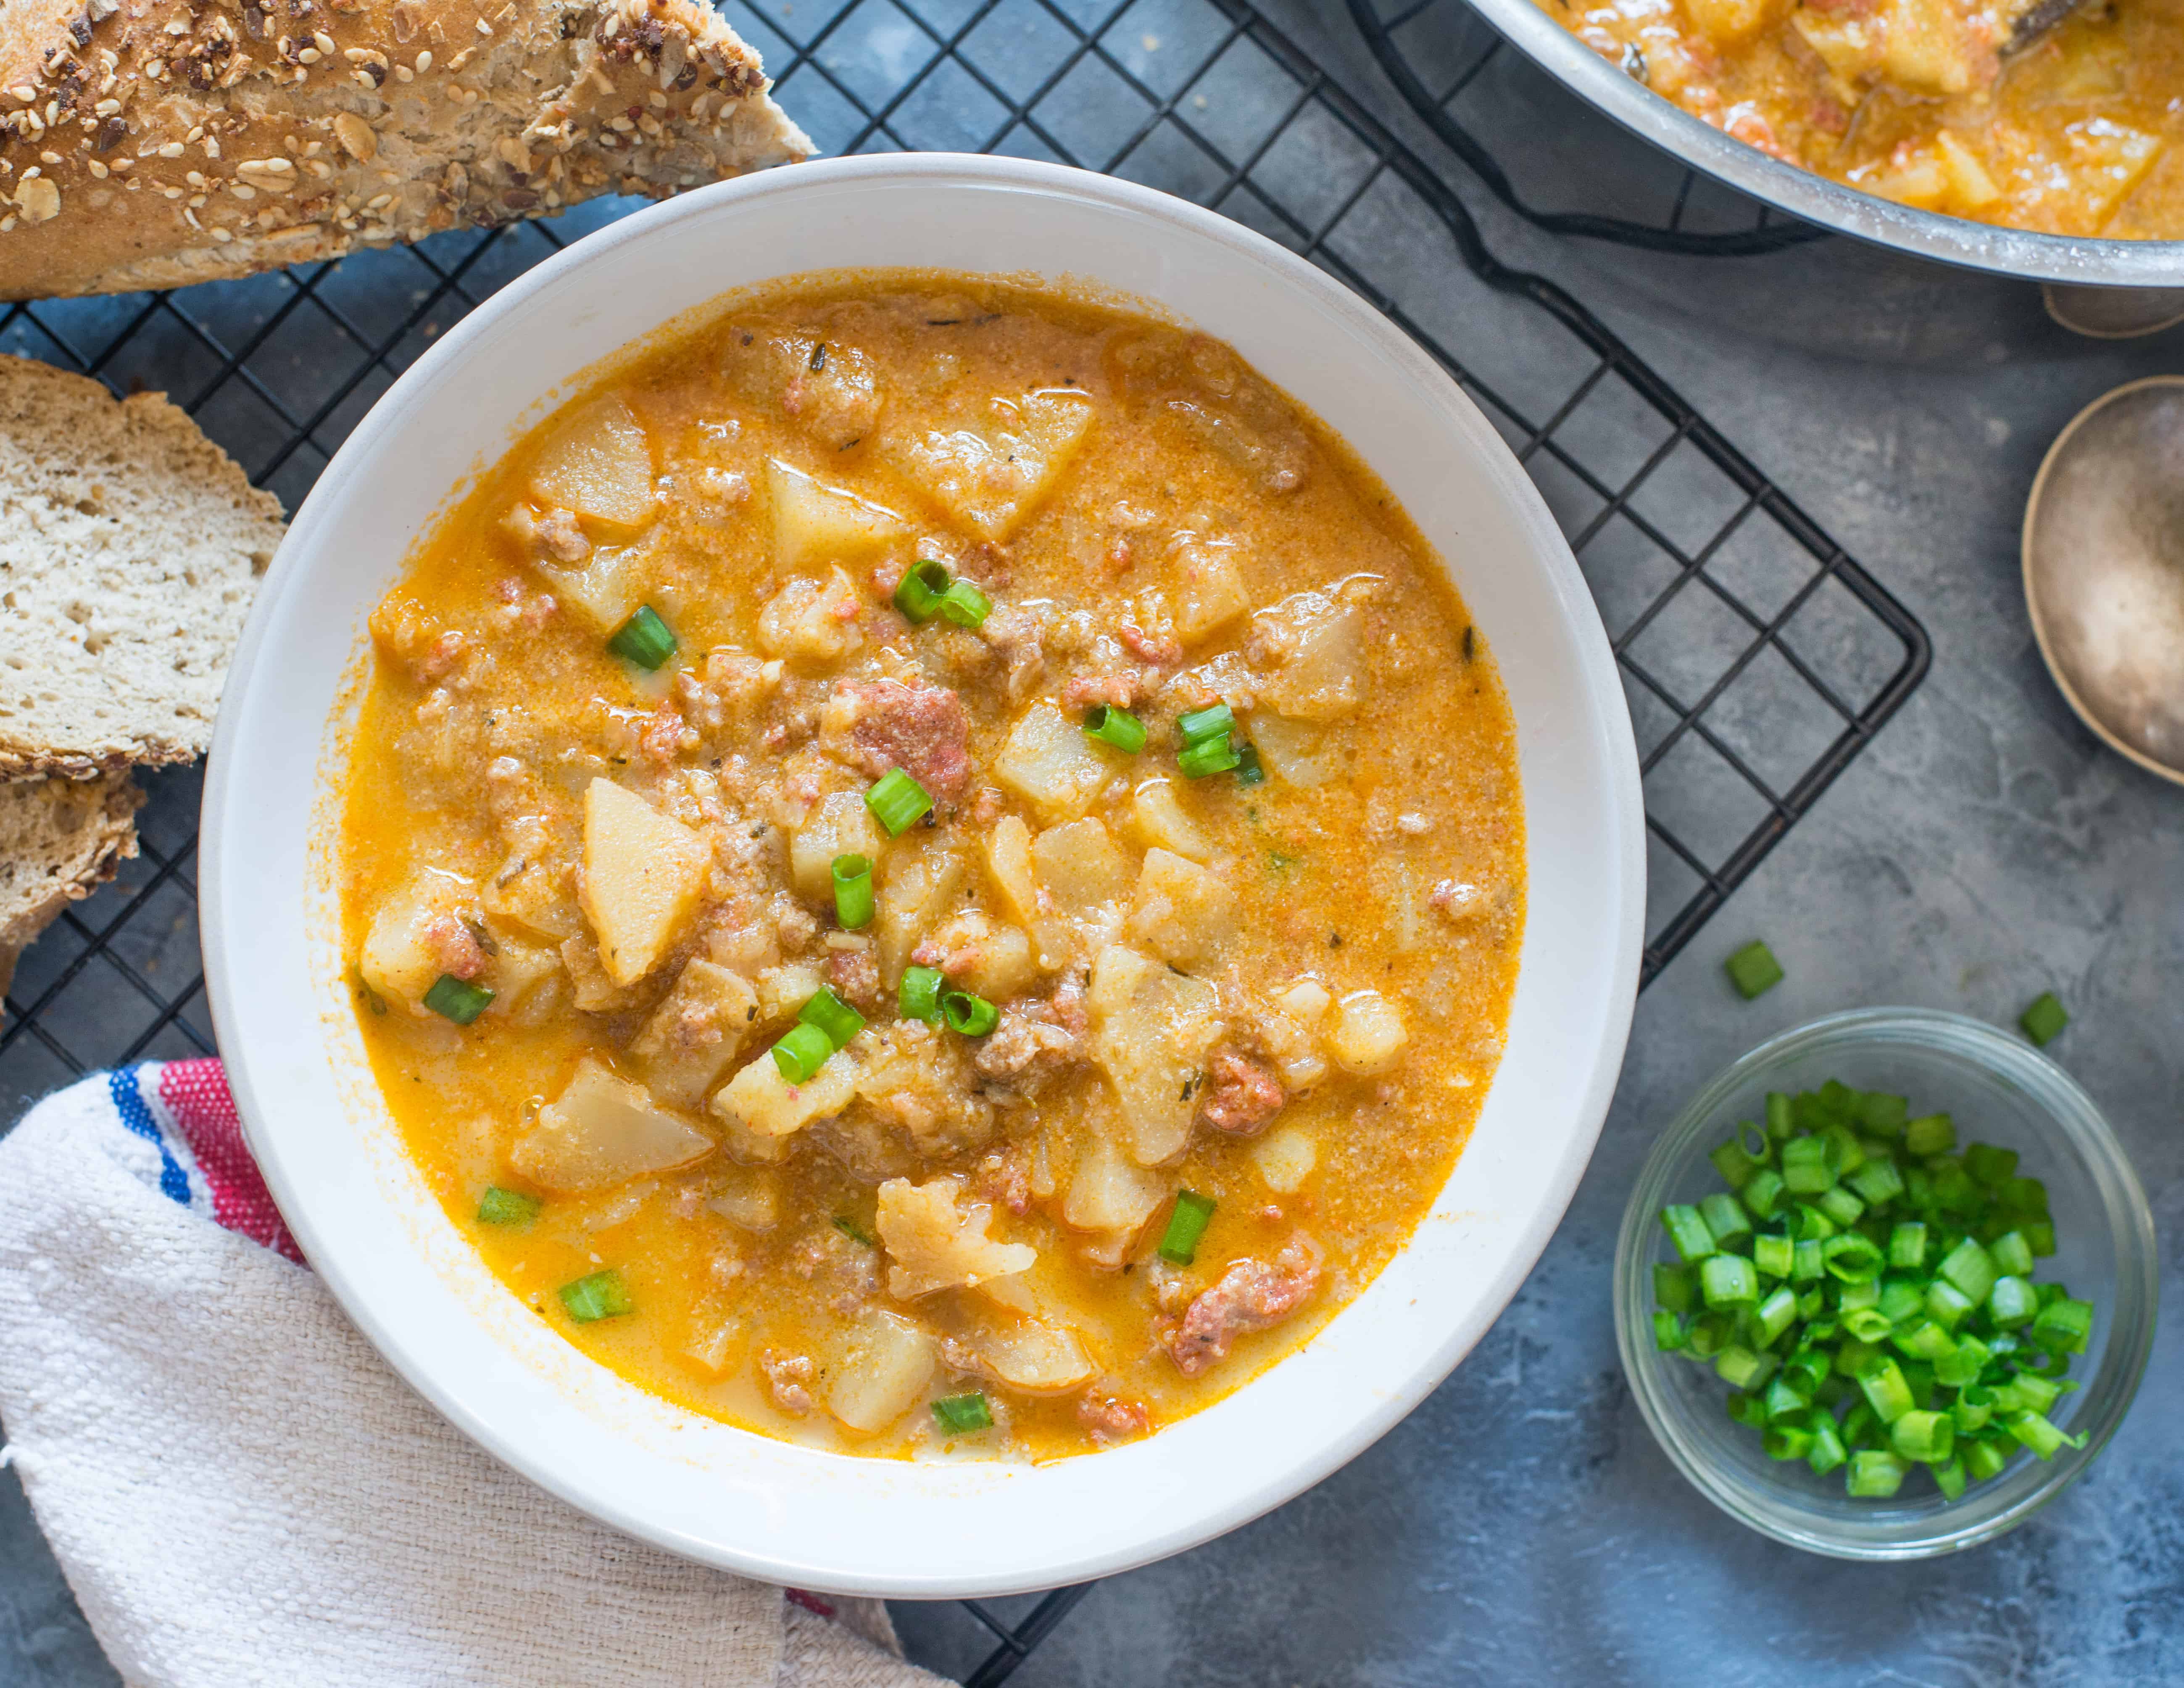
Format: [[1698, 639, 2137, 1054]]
[[1615, 1008, 2156, 1559]]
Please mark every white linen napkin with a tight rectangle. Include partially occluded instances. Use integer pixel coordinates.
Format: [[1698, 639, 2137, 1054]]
[[0, 1062, 953, 1688]]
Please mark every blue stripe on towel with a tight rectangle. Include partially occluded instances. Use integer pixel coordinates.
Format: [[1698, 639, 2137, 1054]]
[[108, 1067, 189, 1206]]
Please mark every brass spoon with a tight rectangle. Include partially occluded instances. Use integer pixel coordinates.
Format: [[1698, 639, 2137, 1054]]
[[2022, 376, 2184, 785]]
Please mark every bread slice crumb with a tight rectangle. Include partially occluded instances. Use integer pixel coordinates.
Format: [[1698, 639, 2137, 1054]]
[[0, 771, 142, 998]]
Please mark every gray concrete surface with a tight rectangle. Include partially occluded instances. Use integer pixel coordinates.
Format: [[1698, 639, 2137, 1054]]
[[3, 0, 2179, 1680]]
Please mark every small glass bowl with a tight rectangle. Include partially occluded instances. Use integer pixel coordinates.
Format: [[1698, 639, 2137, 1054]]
[[1615, 1007, 2157, 1559]]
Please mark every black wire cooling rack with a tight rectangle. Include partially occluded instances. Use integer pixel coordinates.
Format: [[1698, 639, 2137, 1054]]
[[0, 0, 1930, 1677], [1348, 0, 1830, 255]]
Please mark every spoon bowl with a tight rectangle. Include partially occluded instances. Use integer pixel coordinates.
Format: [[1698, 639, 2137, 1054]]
[[2022, 376, 2184, 785]]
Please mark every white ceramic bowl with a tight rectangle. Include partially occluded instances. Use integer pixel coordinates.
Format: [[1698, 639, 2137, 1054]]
[[202, 155, 1644, 1596]]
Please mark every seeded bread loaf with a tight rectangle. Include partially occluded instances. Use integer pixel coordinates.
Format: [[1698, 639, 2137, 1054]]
[[0, 355, 286, 775], [0, 769, 140, 995], [0, 0, 810, 299]]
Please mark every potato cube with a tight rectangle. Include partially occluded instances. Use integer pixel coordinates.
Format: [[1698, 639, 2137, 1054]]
[[940, 1306, 1096, 1394], [708, 1171, 780, 1232], [993, 702, 1114, 822], [630, 958, 759, 1110], [922, 911, 1037, 1000], [888, 389, 1094, 540], [766, 458, 907, 570], [528, 397, 656, 531], [1126, 847, 1236, 966], [580, 778, 712, 986], [1128, 778, 1212, 863], [1251, 1124, 1319, 1194], [1062, 1118, 1166, 1235], [1031, 817, 1130, 914], [827, 1310, 938, 1434], [1247, 713, 1343, 788], [874, 841, 964, 984], [983, 815, 1041, 929], [1170, 536, 1249, 644], [756, 567, 864, 663], [1682, 0, 1773, 44], [790, 789, 886, 902], [509, 1057, 714, 1192], [1252, 590, 1363, 720], [524, 541, 643, 634], [711, 1045, 859, 1138], [358, 870, 472, 1010], [876, 1175, 1037, 1298], [1330, 989, 1408, 1076], [1087, 943, 1225, 1165]]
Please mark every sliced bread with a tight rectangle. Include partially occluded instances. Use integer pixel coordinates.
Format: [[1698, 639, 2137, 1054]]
[[0, 770, 141, 997], [0, 0, 811, 300], [0, 356, 287, 777]]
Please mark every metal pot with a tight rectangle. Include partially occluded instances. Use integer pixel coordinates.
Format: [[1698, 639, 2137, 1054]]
[[1429, 0, 2184, 287]]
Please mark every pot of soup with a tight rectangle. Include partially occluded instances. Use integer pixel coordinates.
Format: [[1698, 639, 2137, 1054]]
[[1405, 0, 2184, 284], [202, 155, 1644, 1593]]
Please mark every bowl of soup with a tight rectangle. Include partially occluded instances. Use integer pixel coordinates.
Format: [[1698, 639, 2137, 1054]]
[[202, 154, 1644, 1594]]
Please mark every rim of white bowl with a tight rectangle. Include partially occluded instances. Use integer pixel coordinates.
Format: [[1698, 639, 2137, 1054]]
[[202, 154, 1646, 1593]]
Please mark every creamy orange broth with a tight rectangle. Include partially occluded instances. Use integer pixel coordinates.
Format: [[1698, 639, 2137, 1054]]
[[1541, 0, 2184, 237], [337, 272, 1524, 1461]]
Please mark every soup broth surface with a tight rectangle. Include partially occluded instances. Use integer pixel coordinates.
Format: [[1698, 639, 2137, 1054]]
[[338, 271, 1525, 1460]]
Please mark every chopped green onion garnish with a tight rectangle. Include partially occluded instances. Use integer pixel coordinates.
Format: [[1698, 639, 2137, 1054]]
[[1083, 704, 1147, 754], [832, 854, 875, 929], [894, 559, 951, 623], [1649, 1075, 2095, 1504], [1723, 939, 1784, 999], [771, 1021, 833, 1084], [559, 1268, 632, 1324], [477, 1187, 538, 1226], [1233, 741, 1266, 786], [2019, 990, 2068, 1047], [938, 579, 991, 628], [1178, 735, 1241, 779], [607, 604, 677, 670], [834, 1215, 875, 1247], [798, 986, 865, 1051], [1158, 1189, 1216, 1265], [864, 768, 933, 836], [941, 990, 998, 1037], [932, 1392, 993, 1434], [423, 973, 494, 1025], [899, 964, 945, 1025], [1177, 704, 1235, 746]]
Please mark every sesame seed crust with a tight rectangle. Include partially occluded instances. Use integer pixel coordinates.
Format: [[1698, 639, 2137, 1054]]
[[0, 0, 811, 299]]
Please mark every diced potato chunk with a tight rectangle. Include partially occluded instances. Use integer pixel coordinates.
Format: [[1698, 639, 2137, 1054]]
[[756, 567, 863, 663], [1251, 1124, 1318, 1194], [943, 1303, 1096, 1394], [1170, 535, 1249, 645], [983, 815, 1041, 929], [993, 702, 1113, 823], [630, 958, 758, 1110], [1126, 847, 1236, 966], [708, 1170, 780, 1232], [790, 789, 886, 902], [755, 961, 827, 1023], [711, 1046, 858, 1138], [1276, 979, 1332, 1024], [358, 870, 472, 1010], [525, 542, 643, 634], [1248, 713, 1343, 788], [509, 1057, 714, 1193], [1682, 0, 1772, 45], [1032, 817, 1130, 914], [1128, 778, 1212, 863], [1062, 1120, 1166, 1235], [827, 1309, 938, 1434], [1330, 989, 1408, 1076], [766, 458, 907, 570], [874, 841, 964, 984], [580, 778, 712, 986], [1252, 590, 1363, 720], [888, 389, 1094, 539], [918, 909, 1037, 999], [875, 1176, 1037, 1298], [1086, 944, 1225, 1166], [528, 397, 656, 530]]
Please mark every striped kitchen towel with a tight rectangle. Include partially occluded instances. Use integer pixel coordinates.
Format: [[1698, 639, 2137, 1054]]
[[0, 1060, 948, 1688]]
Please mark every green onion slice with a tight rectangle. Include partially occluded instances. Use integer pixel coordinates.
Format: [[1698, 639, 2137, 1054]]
[[1178, 735, 1241, 779], [477, 1187, 538, 1226], [1724, 939, 1784, 1000], [559, 1268, 633, 1324], [1158, 1189, 1216, 1265], [834, 1215, 876, 1247], [932, 1392, 993, 1434], [941, 990, 998, 1037], [771, 1021, 834, 1084], [895, 559, 951, 623], [423, 973, 494, 1025], [798, 986, 866, 1051], [831, 853, 875, 930], [899, 965, 945, 1025], [2019, 990, 2068, 1047], [1233, 741, 1266, 786], [938, 579, 991, 628], [607, 604, 677, 670], [1176, 704, 1235, 746], [864, 768, 933, 836], [1083, 704, 1147, 754]]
